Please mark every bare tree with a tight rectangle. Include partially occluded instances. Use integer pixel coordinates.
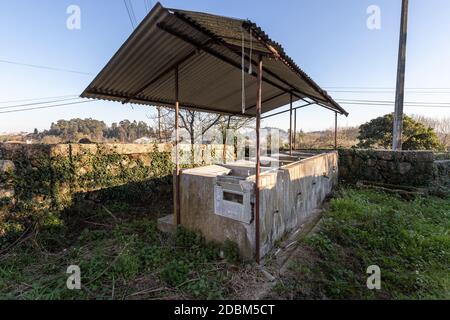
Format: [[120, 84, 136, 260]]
[[412, 115, 450, 150], [149, 107, 222, 162], [217, 115, 253, 163]]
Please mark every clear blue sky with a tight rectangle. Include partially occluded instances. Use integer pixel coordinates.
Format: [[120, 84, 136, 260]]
[[1, 0, 450, 133]]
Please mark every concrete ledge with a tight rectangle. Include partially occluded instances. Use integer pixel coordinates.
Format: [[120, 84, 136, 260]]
[[157, 214, 176, 234]]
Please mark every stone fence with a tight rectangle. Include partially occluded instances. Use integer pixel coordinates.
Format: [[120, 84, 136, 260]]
[[2, 144, 449, 224], [337, 149, 450, 195], [0, 143, 176, 221]]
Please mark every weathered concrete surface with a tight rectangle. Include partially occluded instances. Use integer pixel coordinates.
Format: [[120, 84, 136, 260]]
[[158, 214, 176, 234], [178, 164, 255, 259], [178, 152, 338, 260], [257, 152, 338, 258]]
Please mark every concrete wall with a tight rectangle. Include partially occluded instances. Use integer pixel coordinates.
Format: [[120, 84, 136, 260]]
[[179, 152, 338, 260], [258, 152, 338, 257], [179, 165, 256, 259]]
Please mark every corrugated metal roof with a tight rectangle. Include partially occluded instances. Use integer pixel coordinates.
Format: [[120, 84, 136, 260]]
[[81, 2, 348, 117]]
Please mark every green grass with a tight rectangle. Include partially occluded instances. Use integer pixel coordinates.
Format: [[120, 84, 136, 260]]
[[272, 188, 450, 300], [0, 202, 241, 300], [2, 188, 449, 300]]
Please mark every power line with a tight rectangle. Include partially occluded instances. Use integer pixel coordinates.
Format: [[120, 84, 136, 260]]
[[0, 100, 94, 114], [337, 102, 450, 108], [147, 0, 152, 13], [123, 0, 135, 28], [324, 86, 450, 90], [265, 96, 450, 119], [144, 0, 148, 13], [328, 90, 450, 94], [337, 98, 450, 106], [144, 0, 152, 13], [0, 97, 81, 110], [128, 0, 138, 26], [0, 94, 78, 105], [123, 0, 137, 29], [0, 59, 93, 76]]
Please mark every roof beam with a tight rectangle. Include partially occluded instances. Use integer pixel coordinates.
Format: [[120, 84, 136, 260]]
[[242, 22, 348, 116], [84, 90, 251, 117], [157, 22, 304, 101], [171, 12, 343, 110], [245, 91, 287, 112], [261, 102, 313, 119], [157, 23, 346, 117], [316, 102, 343, 114]]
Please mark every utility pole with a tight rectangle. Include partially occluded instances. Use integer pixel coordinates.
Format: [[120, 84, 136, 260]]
[[289, 93, 293, 155], [392, 0, 409, 150]]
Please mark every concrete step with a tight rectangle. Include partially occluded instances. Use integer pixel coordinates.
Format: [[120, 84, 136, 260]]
[[157, 214, 176, 234]]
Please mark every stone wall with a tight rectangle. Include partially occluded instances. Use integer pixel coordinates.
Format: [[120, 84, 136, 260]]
[[432, 160, 450, 196], [337, 149, 449, 195], [0, 143, 174, 233]]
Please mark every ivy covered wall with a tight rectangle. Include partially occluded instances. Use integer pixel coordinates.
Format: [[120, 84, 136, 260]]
[[0, 143, 174, 239]]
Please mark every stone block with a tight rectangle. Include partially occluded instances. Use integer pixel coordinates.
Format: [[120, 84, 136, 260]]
[[0, 187, 14, 198], [0, 160, 15, 173], [377, 151, 394, 161], [398, 162, 412, 175]]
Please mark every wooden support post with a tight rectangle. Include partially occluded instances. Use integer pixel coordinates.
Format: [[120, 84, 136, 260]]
[[293, 108, 297, 151], [393, 0, 409, 150], [174, 66, 181, 225], [255, 55, 263, 264], [334, 112, 338, 150], [289, 93, 293, 155]]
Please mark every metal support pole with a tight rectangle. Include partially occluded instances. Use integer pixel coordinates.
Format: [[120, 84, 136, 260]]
[[261, 102, 312, 120], [158, 107, 162, 142], [255, 55, 263, 264], [293, 108, 297, 151], [392, 0, 409, 150], [334, 112, 338, 150], [289, 93, 293, 155], [174, 66, 181, 225]]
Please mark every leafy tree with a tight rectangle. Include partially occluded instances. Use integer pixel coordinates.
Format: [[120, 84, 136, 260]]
[[46, 118, 107, 142], [41, 118, 155, 143], [357, 113, 443, 150], [412, 115, 450, 151]]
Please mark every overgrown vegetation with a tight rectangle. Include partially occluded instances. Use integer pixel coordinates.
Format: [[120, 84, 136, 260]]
[[1, 186, 449, 300], [357, 113, 444, 151], [272, 188, 450, 299], [0, 144, 173, 248], [0, 200, 243, 300]]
